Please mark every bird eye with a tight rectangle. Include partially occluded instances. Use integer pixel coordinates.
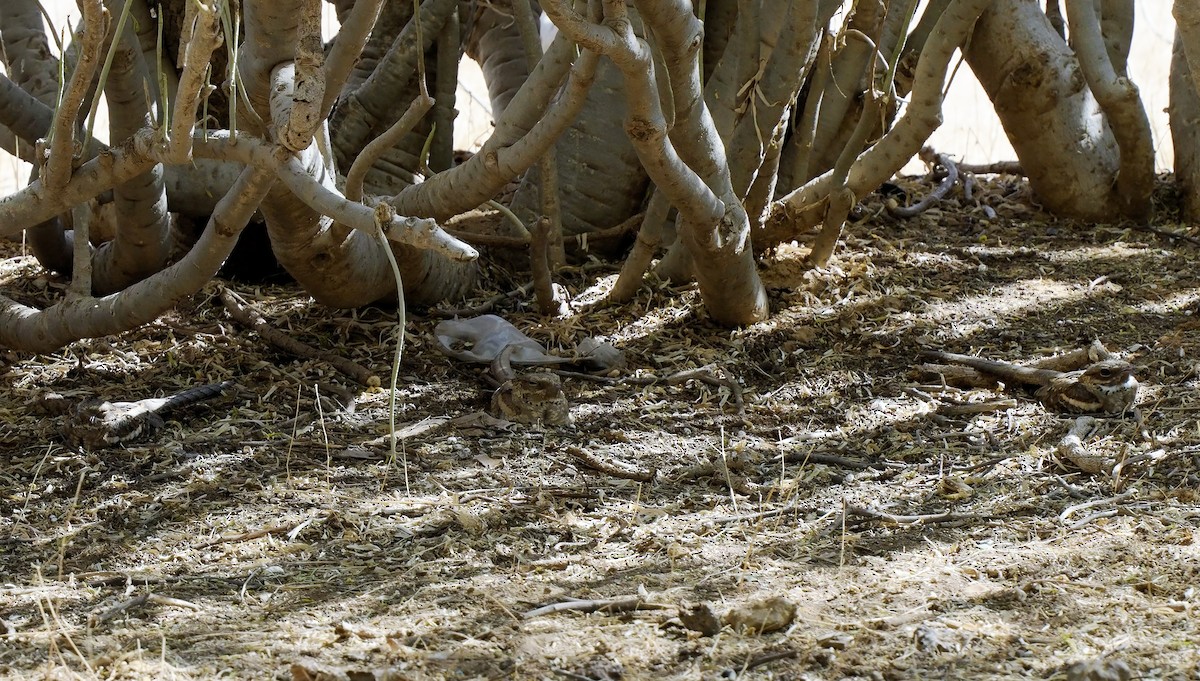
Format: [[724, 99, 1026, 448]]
[[1098, 367, 1112, 378]]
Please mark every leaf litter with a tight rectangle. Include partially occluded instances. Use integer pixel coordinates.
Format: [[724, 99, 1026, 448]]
[[1, 178, 1199, 679]]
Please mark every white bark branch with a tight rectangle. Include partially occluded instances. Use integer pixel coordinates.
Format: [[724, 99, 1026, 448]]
[[166, 0, 221, 164], [1066, 0, 1154, 218], [44, 0, 104, 189], [0, 167, 275, 353]]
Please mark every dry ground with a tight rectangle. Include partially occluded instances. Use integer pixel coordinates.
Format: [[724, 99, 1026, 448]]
[[2, 179, 1200, 680]]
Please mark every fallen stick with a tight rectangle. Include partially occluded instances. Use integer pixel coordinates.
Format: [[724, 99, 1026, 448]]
[[934, 399, 1019, 416], [523, 596, 669, 619], [1059, 490, 1137, 522], [565, 445, 656, 482], [956, 160, 1024, 175], [218, 286, 378, 387], [89, 592, 202, 626], [1056, 416, 1110, 474], [843, 505, 990, 527], [711, 500, 820, 525], [556, 367, 745, 414], [722, 649, 800, 677], [783, 451, 876, 469], [197, 519, 306, 548]]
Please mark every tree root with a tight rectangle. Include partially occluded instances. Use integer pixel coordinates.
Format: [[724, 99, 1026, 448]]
[[888, 148, 960, 218]]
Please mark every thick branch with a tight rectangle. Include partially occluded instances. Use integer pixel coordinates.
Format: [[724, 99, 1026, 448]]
[[636, 0, 770, 324], [0, 130, 157, 236], [191, 133, 476, 261], [346, 94, 434, 202], [277, 0, 326, 151], [332, 0, 457, 158], [0, 74, 56, 146], [1065, 0, 1153, 219], [724, 0, 822, 197], [0, 167, 275, 353], [91, 5, 171, 294], [166, 0, 222, 164], [390, 48, 600, 221], [321, 0, 386, 120]]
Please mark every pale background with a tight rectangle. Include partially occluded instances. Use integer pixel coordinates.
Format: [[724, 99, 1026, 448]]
[[0, 2, 1177, 196]]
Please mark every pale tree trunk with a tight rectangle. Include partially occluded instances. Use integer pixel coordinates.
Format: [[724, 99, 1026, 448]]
[[507, 58, 648, 251], [465, 2, 646, 259], [765, 0, 993, 250], [0, 0, 74, 274], [0, 0, 1175, 354], [91, 0, 173, 294], [463, 1, 531, 119], [1174, 0, 1200, 220], [964, 0, 1151, 221], [542, 0, 771, 324]]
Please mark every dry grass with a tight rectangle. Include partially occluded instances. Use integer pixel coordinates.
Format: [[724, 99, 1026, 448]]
[[2, 178, 1200, 679]]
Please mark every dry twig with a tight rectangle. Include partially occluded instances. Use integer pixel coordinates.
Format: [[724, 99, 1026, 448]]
[[842, 505, 991, 527], [557, 367, 744, 414], [783, 451, 876, 469], [565, 445, 656, 481], [197, 515, 318, 548], [523, 596, 669, 619], [1056, 416, 1110, 474], [934, 398, 1018, 416], [721, 649, 800, 677], [1136, 224, 1200, 248], [1059, 490, 1137, 522], [219, 285, 378, 387]]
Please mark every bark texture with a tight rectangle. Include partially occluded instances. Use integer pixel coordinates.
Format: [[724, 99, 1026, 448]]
[[964, 0, 1123, 220]]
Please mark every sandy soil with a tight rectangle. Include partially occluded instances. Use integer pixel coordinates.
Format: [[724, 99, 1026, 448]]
[[2, 178, 1200, 680]]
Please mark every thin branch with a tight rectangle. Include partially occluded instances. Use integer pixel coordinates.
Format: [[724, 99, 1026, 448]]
[[956, 159, 1024, 175], [391, 37, 599, 220], [320, 0, 386, 119], [44, 0, 104, 189], [808, 29, 884, 267], [345, 94, 434, 202], [167, 1, 221, 163], [514, 0, 565, 267], [191, 133, 475, 261], [1065, 0, 1153, 218], [523, 596, 670, 619], [608, 192, 671, 302]]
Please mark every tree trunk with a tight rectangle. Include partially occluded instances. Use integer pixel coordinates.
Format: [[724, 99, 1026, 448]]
[[963, 0, 1124, 221]]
